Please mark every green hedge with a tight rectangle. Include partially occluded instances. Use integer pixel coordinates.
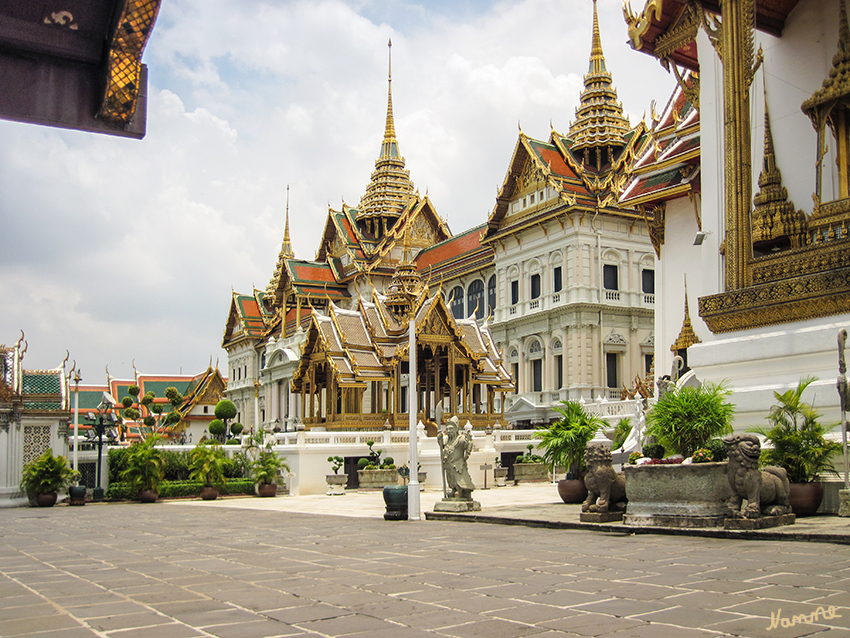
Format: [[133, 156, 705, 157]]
[[105, 479, 255, 501]]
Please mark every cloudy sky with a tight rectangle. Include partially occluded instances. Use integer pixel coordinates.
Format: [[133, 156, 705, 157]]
[[0, 0, 674, 383]]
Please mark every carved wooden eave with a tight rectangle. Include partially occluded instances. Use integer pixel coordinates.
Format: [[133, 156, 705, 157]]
[[624, 0, 802, 71], [97, 0, 162, 126]]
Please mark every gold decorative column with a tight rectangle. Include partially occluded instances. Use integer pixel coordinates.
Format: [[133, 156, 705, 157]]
[[720, 0, 757, 290]]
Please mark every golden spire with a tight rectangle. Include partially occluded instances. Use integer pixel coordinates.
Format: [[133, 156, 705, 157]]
[[282, 184, 294, 259], [359, 39, 414, 222], [266, 184, 295, 298], [383, 38, 396, 148], [568, 0, 630, 161], [671, 278, 701, 352], [752, 90, 806, 253]]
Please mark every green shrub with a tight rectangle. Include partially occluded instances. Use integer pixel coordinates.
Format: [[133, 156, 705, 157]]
[[225, 439, 241, 445], [691, 448, 714, 463], [108, 447, 131, 483], [106, 479, 256, 500], [214, 399, 237, 422], [646, 381, 735, 457], [534, 401, 603, 474], [161, 449, 191, 481], [230, 423, 244, 436], [628, 451, 644, 465], [705, 438, 728, 462], [611, 418, 632, 450], [224, 453, 250, 479], [121, 396, 134, 408], [643, 443, 665, 459], [357, 457, 370, 470], [208, 420, 226, 437]]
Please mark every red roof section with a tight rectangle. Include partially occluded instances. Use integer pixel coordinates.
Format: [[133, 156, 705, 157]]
[[293, 264, 337, 283], [416, 227, 485, 270], [537, 147, 577, 180]]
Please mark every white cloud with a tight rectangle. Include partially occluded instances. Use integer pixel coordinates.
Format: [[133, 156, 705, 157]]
[[0, 0, 675, 379]]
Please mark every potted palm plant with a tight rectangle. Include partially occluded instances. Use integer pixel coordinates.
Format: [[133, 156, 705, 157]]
[[749, 376, 842, 516], [535, 400, 604, 503], [20, 449, 79, 507], [189, 440, 229, 500], [122, 433, 165, 502], [251, 450, 290, 497]]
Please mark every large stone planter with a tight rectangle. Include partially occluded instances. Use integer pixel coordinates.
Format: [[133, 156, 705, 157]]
[[624, 462, 733, 528], [358, 468, 398, 490], [494, 467, 508, 487], [326, 473, 348, 495], [512, 463, 548, 484]]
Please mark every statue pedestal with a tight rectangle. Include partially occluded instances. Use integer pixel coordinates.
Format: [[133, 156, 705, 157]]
[[724, 514, 795, 530], [839, 489, 850, 517], [434, 499, 481, 512], [580, 512, 623, 523]]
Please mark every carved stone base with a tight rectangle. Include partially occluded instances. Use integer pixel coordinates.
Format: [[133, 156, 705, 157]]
[[839, 489, 850, 517], [724, 514, 796, 530], [433, 499, 482, 513], [580, 511, 624, 523], [624, 514, 727, 528]]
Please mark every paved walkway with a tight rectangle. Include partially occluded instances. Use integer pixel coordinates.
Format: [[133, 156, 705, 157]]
[[1, 485, 849, 638]]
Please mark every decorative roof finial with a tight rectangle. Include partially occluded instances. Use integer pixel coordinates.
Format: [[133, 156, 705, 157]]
[[358, 39, 414, 220], [282, 184, 294, 259], [568, 0, 630, 157]]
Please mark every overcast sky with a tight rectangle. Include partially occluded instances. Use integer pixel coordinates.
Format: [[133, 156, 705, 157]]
[[0, 0, 674, 383]]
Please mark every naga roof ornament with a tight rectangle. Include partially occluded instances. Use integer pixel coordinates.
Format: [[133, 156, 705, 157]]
[[358, 39, 415, 221]]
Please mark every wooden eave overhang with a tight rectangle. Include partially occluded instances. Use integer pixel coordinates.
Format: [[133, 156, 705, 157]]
[[624, 0, 801, 71]]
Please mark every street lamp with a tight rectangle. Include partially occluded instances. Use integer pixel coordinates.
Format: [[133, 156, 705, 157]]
[[85, 392, 119, 502]]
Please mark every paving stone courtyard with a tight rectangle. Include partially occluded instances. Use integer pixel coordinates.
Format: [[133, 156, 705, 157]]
[[1, 500, 849, 638]]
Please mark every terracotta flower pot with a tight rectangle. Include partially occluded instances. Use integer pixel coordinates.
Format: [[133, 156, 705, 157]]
[[200, 486, 219, 501], [139, 489, 158, 503], [557, 479, 588, 504], [35, 492, 57, 507], [257, 483, 277, 497], [789, 482, 824, 517]]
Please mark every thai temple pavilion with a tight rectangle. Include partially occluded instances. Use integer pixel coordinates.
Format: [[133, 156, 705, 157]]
[[223, 42, 513, 432]]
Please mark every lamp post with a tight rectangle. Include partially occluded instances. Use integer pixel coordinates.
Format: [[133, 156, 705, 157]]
[[86, 392, 118, 502], [408, 312, 420, 520], [72, 369, 81, 472]]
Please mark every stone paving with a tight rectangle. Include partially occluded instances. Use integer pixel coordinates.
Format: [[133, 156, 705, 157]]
[[1, 488, 850, 638]]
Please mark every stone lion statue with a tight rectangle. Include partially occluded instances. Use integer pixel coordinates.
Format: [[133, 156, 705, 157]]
[[723, 433, 792, 519], [582, 443, 627, 513]]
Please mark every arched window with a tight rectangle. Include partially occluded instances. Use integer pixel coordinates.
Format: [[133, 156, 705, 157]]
[[509, 348, 519, 394], [468, 280, 485, 320], [528, 339, 543, 392], [449, 286, 464, 319], [487, 275, 496, 315]]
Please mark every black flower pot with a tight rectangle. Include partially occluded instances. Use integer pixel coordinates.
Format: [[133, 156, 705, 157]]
[[69, 485, 87, 506]]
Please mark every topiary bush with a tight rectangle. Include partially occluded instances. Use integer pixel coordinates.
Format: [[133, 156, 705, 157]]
[[643, 443, 665, 460], [704, 438, 728, 462], [108, 447, 131, 483]]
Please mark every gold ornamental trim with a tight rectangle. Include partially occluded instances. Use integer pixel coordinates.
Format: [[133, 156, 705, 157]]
[[97, 0, 161, 125], [752, 238, 850, 284], [699, 267, 850, 333]]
